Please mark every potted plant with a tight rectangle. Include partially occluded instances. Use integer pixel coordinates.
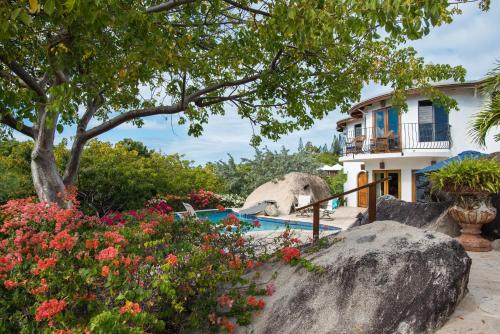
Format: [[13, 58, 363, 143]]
[[429, 158, 500, 251]]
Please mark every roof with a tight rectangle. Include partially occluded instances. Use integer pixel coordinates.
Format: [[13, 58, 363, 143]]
[[415, 151, 487, 174], [318, 164, 343, 171], [336, 78, 490, 132]]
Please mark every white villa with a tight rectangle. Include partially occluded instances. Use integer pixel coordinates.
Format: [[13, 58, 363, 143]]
[[337, 79, 500, 208]]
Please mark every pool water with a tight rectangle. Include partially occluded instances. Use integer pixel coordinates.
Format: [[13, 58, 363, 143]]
[[195, 210, 339, 232]]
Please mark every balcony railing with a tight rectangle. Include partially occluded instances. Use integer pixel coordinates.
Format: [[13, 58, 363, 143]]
[[340, 123, 451, 156]]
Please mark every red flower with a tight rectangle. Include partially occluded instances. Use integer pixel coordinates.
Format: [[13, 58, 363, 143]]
[[281, 247, 300, 263], [35, 299, 67, 321], [266, 282, 275, 296], [49, 229, 76, 251], [251, 219, 261, 228], [101, 265, 110, 277], [216, 204, 225, 212], [222, 318, 236, 333], [31, 279, 49, 295], [37, 257, 57, 270], [3, 279, 17, 289], [217, 294, 234, 308], [165, 254, 177, 266], [85, 239, 99, 249], [228, 256, 241, 269], [96, 246, 118, 261], [118, 301, 141, 315], [247, 296, 265, 309]]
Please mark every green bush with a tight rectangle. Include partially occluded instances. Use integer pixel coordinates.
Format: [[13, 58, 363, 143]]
[[323, 172, 347, 195], [428, 158, 500, 194]]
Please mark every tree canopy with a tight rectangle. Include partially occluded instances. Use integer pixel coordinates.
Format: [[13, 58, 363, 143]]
[[0, 0, 489, 204]]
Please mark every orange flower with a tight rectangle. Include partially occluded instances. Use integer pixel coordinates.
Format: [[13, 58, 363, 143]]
[[31, 278, 49, 295], [216, 204, 225, 212], [37, 257, 57, 270], [3, 279, 17, 289], [35, 299, 67, 321], [247, 296, 265, 309], [118, 301, 141, 315], [49, 230, 76, 251], [217, 294, 233, 308], [96, 246, 118, 261], [85, 239, 99, 249], [228, 256, 241, 269], [165, 254, 177, 266], [222, 318, 236, 333], [101, 265, 110, 277], [281, 247, 300, 263]]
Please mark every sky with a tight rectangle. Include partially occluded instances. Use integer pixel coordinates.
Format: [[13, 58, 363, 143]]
[[13, 1, 500, 165]]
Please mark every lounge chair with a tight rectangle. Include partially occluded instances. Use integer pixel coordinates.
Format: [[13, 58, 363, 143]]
[[295, 195, 312, 217], [182, 202, 198, 218], [320, 198, 340, 220]]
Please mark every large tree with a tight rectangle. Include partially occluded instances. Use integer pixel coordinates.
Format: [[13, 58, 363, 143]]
[[0, 0, 488, 206]]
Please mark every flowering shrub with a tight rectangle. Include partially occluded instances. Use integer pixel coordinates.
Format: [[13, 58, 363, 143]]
[[217, 193, 246, 208], [0, 195, 275, 333], [188, 189, 219, 209]]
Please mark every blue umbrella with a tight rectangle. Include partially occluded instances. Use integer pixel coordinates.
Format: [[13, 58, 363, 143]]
[[415, 151, 486, 174]]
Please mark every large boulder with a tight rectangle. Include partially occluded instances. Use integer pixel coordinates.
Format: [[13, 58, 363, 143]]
[[241, 221, 471, 334], [353, 195, 500, 239], [242, 172, 331, 215], [353, 195, 453, 229]]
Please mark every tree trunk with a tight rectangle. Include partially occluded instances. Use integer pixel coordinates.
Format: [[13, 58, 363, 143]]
[[31, 146, 67, 207], [31, 109, 68, 207]]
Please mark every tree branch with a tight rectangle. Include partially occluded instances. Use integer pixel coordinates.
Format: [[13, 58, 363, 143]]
[[83, 105, 182, 140], [185, 73, 262, 101], [0, 113, 35, 138], [0, 56, 47, 101], [222, 0, 271, 17], [145, 0, 197, 13]]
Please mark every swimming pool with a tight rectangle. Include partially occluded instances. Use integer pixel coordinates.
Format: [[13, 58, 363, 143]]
[[194, 209, 340, 232]]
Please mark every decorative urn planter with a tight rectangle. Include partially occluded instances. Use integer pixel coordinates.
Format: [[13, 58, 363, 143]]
[[448, 194, 497, 252]]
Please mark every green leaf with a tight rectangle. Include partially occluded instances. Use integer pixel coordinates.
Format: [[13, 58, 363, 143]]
[[18, 11, 33, 25], [44, 0, 55, 16], [65, 0, 76, 12], [56, 124, 64, 134]]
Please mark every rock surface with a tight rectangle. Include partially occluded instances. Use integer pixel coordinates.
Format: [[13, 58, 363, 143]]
[[240, 221, 471, 334], [242, 172, 331, 215], [492, 239, 500, 252]]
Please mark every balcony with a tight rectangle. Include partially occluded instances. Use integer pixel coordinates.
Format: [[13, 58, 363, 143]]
[[340, 123, 451, 156]]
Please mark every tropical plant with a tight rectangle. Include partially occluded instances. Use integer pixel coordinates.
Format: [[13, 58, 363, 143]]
[[0, 193, 308, 333], [0, 139, 225, 214], [428, 158, 500, 195], [216, 147, 321, 196], [469, 61, 500, 146], [0, 0, 482, 206], [324, 172, 347, 195]]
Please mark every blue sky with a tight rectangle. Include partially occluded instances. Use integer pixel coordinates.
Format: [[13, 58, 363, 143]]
[[14, 1, 500, 165]]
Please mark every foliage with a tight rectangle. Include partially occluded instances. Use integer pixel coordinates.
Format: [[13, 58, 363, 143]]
[[469, 60, 500, 146], [0, 139, 225, 214], [428, 158, 500, 194], [0, 0, 485, 203], [324, 172, 347, 195], [217, 194, 246, 208], [216, 147, 321, 196], [0, 193, 309, 333]]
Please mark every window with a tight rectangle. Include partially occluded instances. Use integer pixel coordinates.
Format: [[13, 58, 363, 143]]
[[354, 123, 362, 137], [418, 100, 449, 142]]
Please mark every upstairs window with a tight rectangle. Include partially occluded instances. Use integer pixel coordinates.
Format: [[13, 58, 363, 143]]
[[418, 100, 449, 142], [354, 123, 362, 137]]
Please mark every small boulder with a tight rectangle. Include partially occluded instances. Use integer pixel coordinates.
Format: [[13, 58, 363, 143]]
[[492, 239, 500, 252], [241, 221, 471, 334]]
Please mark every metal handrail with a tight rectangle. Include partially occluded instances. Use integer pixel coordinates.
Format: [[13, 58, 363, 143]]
[[296, 177, 390, 242]]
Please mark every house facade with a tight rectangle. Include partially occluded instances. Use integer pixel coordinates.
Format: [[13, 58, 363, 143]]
[[337, 79, 500, 208]]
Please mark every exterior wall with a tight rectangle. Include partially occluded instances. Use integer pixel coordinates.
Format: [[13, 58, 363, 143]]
[[342, 87, 500, 155], [340, 85, 500, 207], [342, 161, 363, 207]]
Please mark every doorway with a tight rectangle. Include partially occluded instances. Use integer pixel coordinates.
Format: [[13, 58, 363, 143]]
[[357, 172, 368, 208], [373, 170, 401, 199], [373, 107, 401, 151]]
